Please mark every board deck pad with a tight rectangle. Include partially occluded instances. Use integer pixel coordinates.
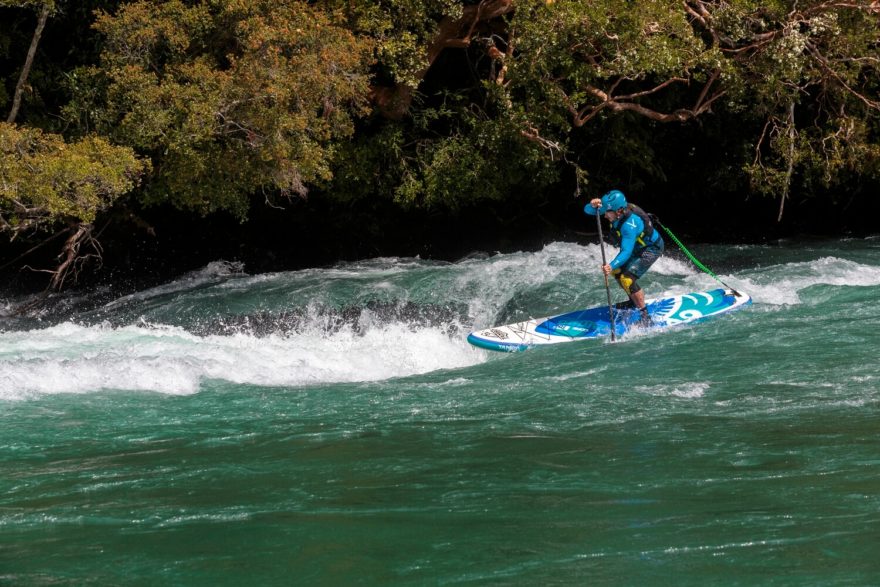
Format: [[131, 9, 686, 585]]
[[467, 288, 751, 352]]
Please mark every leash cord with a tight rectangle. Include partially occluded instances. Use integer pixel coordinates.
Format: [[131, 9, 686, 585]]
[[653, 217, 741, 297]]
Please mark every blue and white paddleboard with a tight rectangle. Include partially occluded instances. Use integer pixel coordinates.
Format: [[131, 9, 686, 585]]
[[467, 287, 751, 352]]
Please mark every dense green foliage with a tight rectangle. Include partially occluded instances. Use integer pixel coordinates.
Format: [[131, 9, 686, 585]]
[[0, 122, 147, 236], [1, 0, 879, 288], [504, 0, 880, 215], [65, 0, 374, 218]]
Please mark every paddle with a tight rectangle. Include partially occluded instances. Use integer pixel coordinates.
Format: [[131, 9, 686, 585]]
[[594, 207, 617, 341]]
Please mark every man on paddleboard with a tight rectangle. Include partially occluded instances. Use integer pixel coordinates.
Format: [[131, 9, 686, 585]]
[[584, 190, 664, 325]]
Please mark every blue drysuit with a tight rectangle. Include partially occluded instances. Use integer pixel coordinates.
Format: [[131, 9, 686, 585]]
[[585, 204, 664, 294]]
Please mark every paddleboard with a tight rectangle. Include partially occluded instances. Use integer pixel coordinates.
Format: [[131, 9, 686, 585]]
[[467, 287, 751, 352]]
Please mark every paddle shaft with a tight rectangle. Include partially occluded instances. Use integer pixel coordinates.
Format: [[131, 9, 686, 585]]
[[594, 210, 617, 341]]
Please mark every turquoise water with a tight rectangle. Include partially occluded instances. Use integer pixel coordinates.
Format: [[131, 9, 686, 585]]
[[2, 238, 879, 585]]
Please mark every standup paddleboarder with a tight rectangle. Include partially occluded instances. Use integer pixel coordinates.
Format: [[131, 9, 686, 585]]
[[585, 190, 664, 326]]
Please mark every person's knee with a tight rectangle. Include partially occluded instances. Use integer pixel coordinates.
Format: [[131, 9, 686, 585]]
[[627, 276, 641, 295], [617, 272, 640, 296]]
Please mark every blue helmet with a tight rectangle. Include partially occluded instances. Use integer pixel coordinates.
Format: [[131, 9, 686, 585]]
[[599, 190, 627, 213]]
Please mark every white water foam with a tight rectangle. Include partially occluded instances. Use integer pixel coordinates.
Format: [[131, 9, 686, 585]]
[[0, 321, 483, 400], [456, 242, 696, 328], [4, 243, 875, 400], [638, 252, 880, 308], [723, 256, 880, 306], [635, 382, 710, 399]]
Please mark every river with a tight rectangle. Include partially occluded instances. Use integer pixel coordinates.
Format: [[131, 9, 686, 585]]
[[2, 237, 878, 584]]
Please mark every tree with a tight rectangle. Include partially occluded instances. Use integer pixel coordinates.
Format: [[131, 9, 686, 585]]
[[67, 0, 375, 219], [0, 122, 148, 289], [325, 0, 566, 210], [503, 0, 880, 217], [324, 0, 515, 118], [694, 0, 880, 219]]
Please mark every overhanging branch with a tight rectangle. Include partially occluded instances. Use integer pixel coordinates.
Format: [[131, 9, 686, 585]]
[[569, 72, 724, 127]]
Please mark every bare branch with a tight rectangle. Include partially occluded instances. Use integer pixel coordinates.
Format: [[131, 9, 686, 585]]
[[693, 69, 718, 111], [569, 74, 724, 127], [47, 223, 102, 291], [684, 0, 720, 47], [779, 102, 797, 222], [603, 101, 699, 123], [495, 28, 514, 85], [520, 124, 562, 159], [617, 77, 689, 101], [802, 2, 880, 15], [427, 0, 515, 72], [807, 43, 880, 110], [753, 117, 775, 167]]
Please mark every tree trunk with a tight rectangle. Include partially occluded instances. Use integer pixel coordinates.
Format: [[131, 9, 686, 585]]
[[778, 102, 796, 223], [7, 3, 50, 124]]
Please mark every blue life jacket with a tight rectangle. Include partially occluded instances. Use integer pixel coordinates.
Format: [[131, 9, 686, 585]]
[[609, 204, 662, 269]]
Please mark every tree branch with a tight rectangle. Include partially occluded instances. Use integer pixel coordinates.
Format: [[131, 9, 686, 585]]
[[683, 0, 719, 47], [779, 102, 797, 222], [7, 3, 50, 124], [520, 124, 562, 159], [807, 43, 880, 110], [48, 222, 100, 291], [570, 75, 724, 126], [371, 0, 515, 118]]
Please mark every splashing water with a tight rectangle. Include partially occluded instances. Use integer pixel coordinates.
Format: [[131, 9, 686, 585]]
[[1, 238, 879, 584]]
